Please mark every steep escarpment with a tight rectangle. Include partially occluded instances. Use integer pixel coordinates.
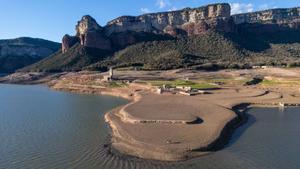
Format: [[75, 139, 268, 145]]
[[23, 3, 300, 72], [0, 37, 60, 73], [230, 7, 300, 60], [233, 7, 300, 36], [105, 3, 233, 36], [61, 3, 300, 54], [61, 3, 233, 53], [61, 16, 110, 53], [233, 7, 300, 27], [26, 3, 235, 72]]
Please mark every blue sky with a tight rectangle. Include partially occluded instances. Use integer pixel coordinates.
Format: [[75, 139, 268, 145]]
[[1, 0, 299, 42]]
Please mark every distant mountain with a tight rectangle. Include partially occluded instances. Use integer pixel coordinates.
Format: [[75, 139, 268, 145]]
[[20, 43, 111, 72], [0, 37, 60, 73], [21, 3, 300, 72]]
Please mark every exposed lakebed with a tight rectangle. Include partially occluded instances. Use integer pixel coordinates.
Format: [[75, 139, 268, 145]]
[[0, 84, 299, 169]]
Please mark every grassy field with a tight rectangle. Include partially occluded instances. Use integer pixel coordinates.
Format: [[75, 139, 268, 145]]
[[142, 79, 218, 89], [195, 77, 250, 86], [105, 81, 128, 88]]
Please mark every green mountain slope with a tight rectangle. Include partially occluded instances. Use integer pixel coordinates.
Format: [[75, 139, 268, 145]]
[[0, 37, 60, 73], [87, 31, 300, 71], [111, 32, 242, 69], [20, 43, 111, 72], [21, 30, 300, 72]]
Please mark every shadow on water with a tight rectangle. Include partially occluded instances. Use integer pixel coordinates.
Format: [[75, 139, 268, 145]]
[[225, 111, 257, 148]]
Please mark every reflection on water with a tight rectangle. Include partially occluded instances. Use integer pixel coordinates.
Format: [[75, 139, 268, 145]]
[[0, 84, 300, 169]]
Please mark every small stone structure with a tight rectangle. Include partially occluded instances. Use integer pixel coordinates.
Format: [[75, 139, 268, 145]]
[[103, 67, 114, 81], [157, 85, 208, 96]]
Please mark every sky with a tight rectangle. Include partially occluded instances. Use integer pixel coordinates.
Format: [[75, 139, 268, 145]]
[[1, 0, 299, 42]]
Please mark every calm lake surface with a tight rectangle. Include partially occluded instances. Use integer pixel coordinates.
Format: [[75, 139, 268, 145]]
[[0, 84, 300, 169]]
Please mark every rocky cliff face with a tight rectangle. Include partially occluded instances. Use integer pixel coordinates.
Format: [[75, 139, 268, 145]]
[[105, 3, 232, 35], [233, 7, 300, 26], [62, 16, 111, 53], [75, 16, 111, 50], [62, 3, 234, 53], [232, 7, 300, 33], [62, 3, 300, 53], [62, 34, 79, 53], [0, 37, 60, 72]]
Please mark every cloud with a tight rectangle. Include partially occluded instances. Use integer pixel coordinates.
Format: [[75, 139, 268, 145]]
[[259, 4, 278, 10], [156, 0, 170, 9], [168, 7, 177, 11], [141, 8, 150, 14], [231, 3, 254, 14]]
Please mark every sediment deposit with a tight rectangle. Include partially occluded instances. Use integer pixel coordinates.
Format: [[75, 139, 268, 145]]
[[3, 68, 300, 161], [104, 86, 300, 161]]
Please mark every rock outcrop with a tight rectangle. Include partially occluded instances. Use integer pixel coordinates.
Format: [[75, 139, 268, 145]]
[[232, 7, 300, 33], [62, 34, 79, 53], [0, 37, 60, 73], [62, 3, 234, 52], [233, 7, 300, 26], [62, 3, 300, 52], [62, 15, 111, 53], [105, 3, 232, 36], [76, 15, 111, 50]]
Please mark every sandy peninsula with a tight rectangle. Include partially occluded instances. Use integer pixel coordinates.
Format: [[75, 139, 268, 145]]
[[2, 68, 300, 161], [104, 86, 300, 161]]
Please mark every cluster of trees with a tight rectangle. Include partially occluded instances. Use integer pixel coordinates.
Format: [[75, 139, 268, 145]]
[[96, 32, 245, 70], [21, 44, 111, 72], [22, 30, 300, 72]]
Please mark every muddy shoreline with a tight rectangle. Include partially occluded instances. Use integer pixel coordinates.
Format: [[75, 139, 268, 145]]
[[2, 70, 300, 161], [102, 87, 300, 161], [35, 80, 251, 161]]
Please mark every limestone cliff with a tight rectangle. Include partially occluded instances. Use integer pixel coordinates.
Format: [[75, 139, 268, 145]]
[[62, 34, 79, 53], [21, 3, 300, 72], [232, 7, 300, 34], [105, 3, 232, 35], [62, 15, 111, 53], [233, 7, 300, 26], [62, 3, 300, 52], [62, 3, 234, 52], [76, 15, 111, 50]]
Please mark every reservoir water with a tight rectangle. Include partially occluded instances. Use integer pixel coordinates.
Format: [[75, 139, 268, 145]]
[[0, 84, 300, 169]]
